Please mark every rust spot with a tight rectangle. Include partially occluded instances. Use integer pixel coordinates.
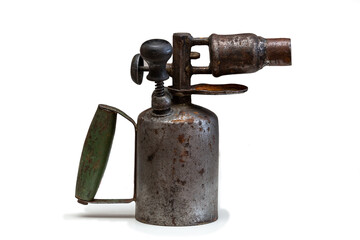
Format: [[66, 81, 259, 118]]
[[199, 127, 203, 132], [207, 127, 210, 132], [176, 178, 186, 186], [198, 114, 210, 122], [194, 111, 199, 114], [173, 158, 176, 164], [199, 121, 202, 126], [198, 168, 205, 176], [148, 153, 155, 162], [178, 134, 185, 144], [181, 150, 189, 157], [194, 84, 238, 91], [154, 129, 158, 135]]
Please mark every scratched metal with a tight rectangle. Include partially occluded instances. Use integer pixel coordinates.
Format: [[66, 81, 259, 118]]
[[135, 104, 219, 226]]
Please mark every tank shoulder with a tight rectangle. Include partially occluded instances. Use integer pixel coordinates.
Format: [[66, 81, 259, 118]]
[[182, 103, 218, 117], [137, 103, 218, 125]]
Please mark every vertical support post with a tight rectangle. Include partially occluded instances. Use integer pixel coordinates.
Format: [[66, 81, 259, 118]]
[[172, 33, 193, 104]]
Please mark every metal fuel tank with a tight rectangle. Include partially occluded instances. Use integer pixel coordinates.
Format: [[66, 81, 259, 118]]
[[136, 104, 218, 225]]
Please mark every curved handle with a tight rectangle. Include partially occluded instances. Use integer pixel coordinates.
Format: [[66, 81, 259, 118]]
[[75, 104, 136, 205]]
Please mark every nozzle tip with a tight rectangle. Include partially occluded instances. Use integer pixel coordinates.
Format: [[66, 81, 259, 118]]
[[266, 38, 292, 66]]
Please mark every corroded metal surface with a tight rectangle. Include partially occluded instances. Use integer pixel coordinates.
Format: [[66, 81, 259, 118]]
[[209, 33, 291, 77], [265, 38, 292, 66], [131, 32, 291, 100], [172, 33, 193, 91], [135, 104, 219, 226], [168, 83, 248, 95]]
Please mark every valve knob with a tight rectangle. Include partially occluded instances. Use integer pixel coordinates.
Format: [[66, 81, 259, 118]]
[[130, 54, 144, 85], [140, 39, 172, 82]]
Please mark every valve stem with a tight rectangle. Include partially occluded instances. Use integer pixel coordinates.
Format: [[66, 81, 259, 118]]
[[155, 81, 165, 97], [152, 81, 171, 116]]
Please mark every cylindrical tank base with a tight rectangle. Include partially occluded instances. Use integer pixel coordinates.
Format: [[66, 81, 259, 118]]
[[135, 103, 219, 226]]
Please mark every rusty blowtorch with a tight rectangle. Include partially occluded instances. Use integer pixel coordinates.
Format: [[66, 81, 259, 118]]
[[75, 32, 292, 226]]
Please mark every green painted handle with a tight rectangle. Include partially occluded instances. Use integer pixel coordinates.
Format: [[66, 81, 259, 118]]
[[75, 104, 136, 204]]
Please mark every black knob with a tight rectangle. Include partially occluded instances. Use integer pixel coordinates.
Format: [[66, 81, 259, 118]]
[[130, 54, 144, 85], [140, 39, 172, 82]]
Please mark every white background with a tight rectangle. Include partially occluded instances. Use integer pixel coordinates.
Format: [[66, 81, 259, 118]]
[[1, 0, 360, 239]]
